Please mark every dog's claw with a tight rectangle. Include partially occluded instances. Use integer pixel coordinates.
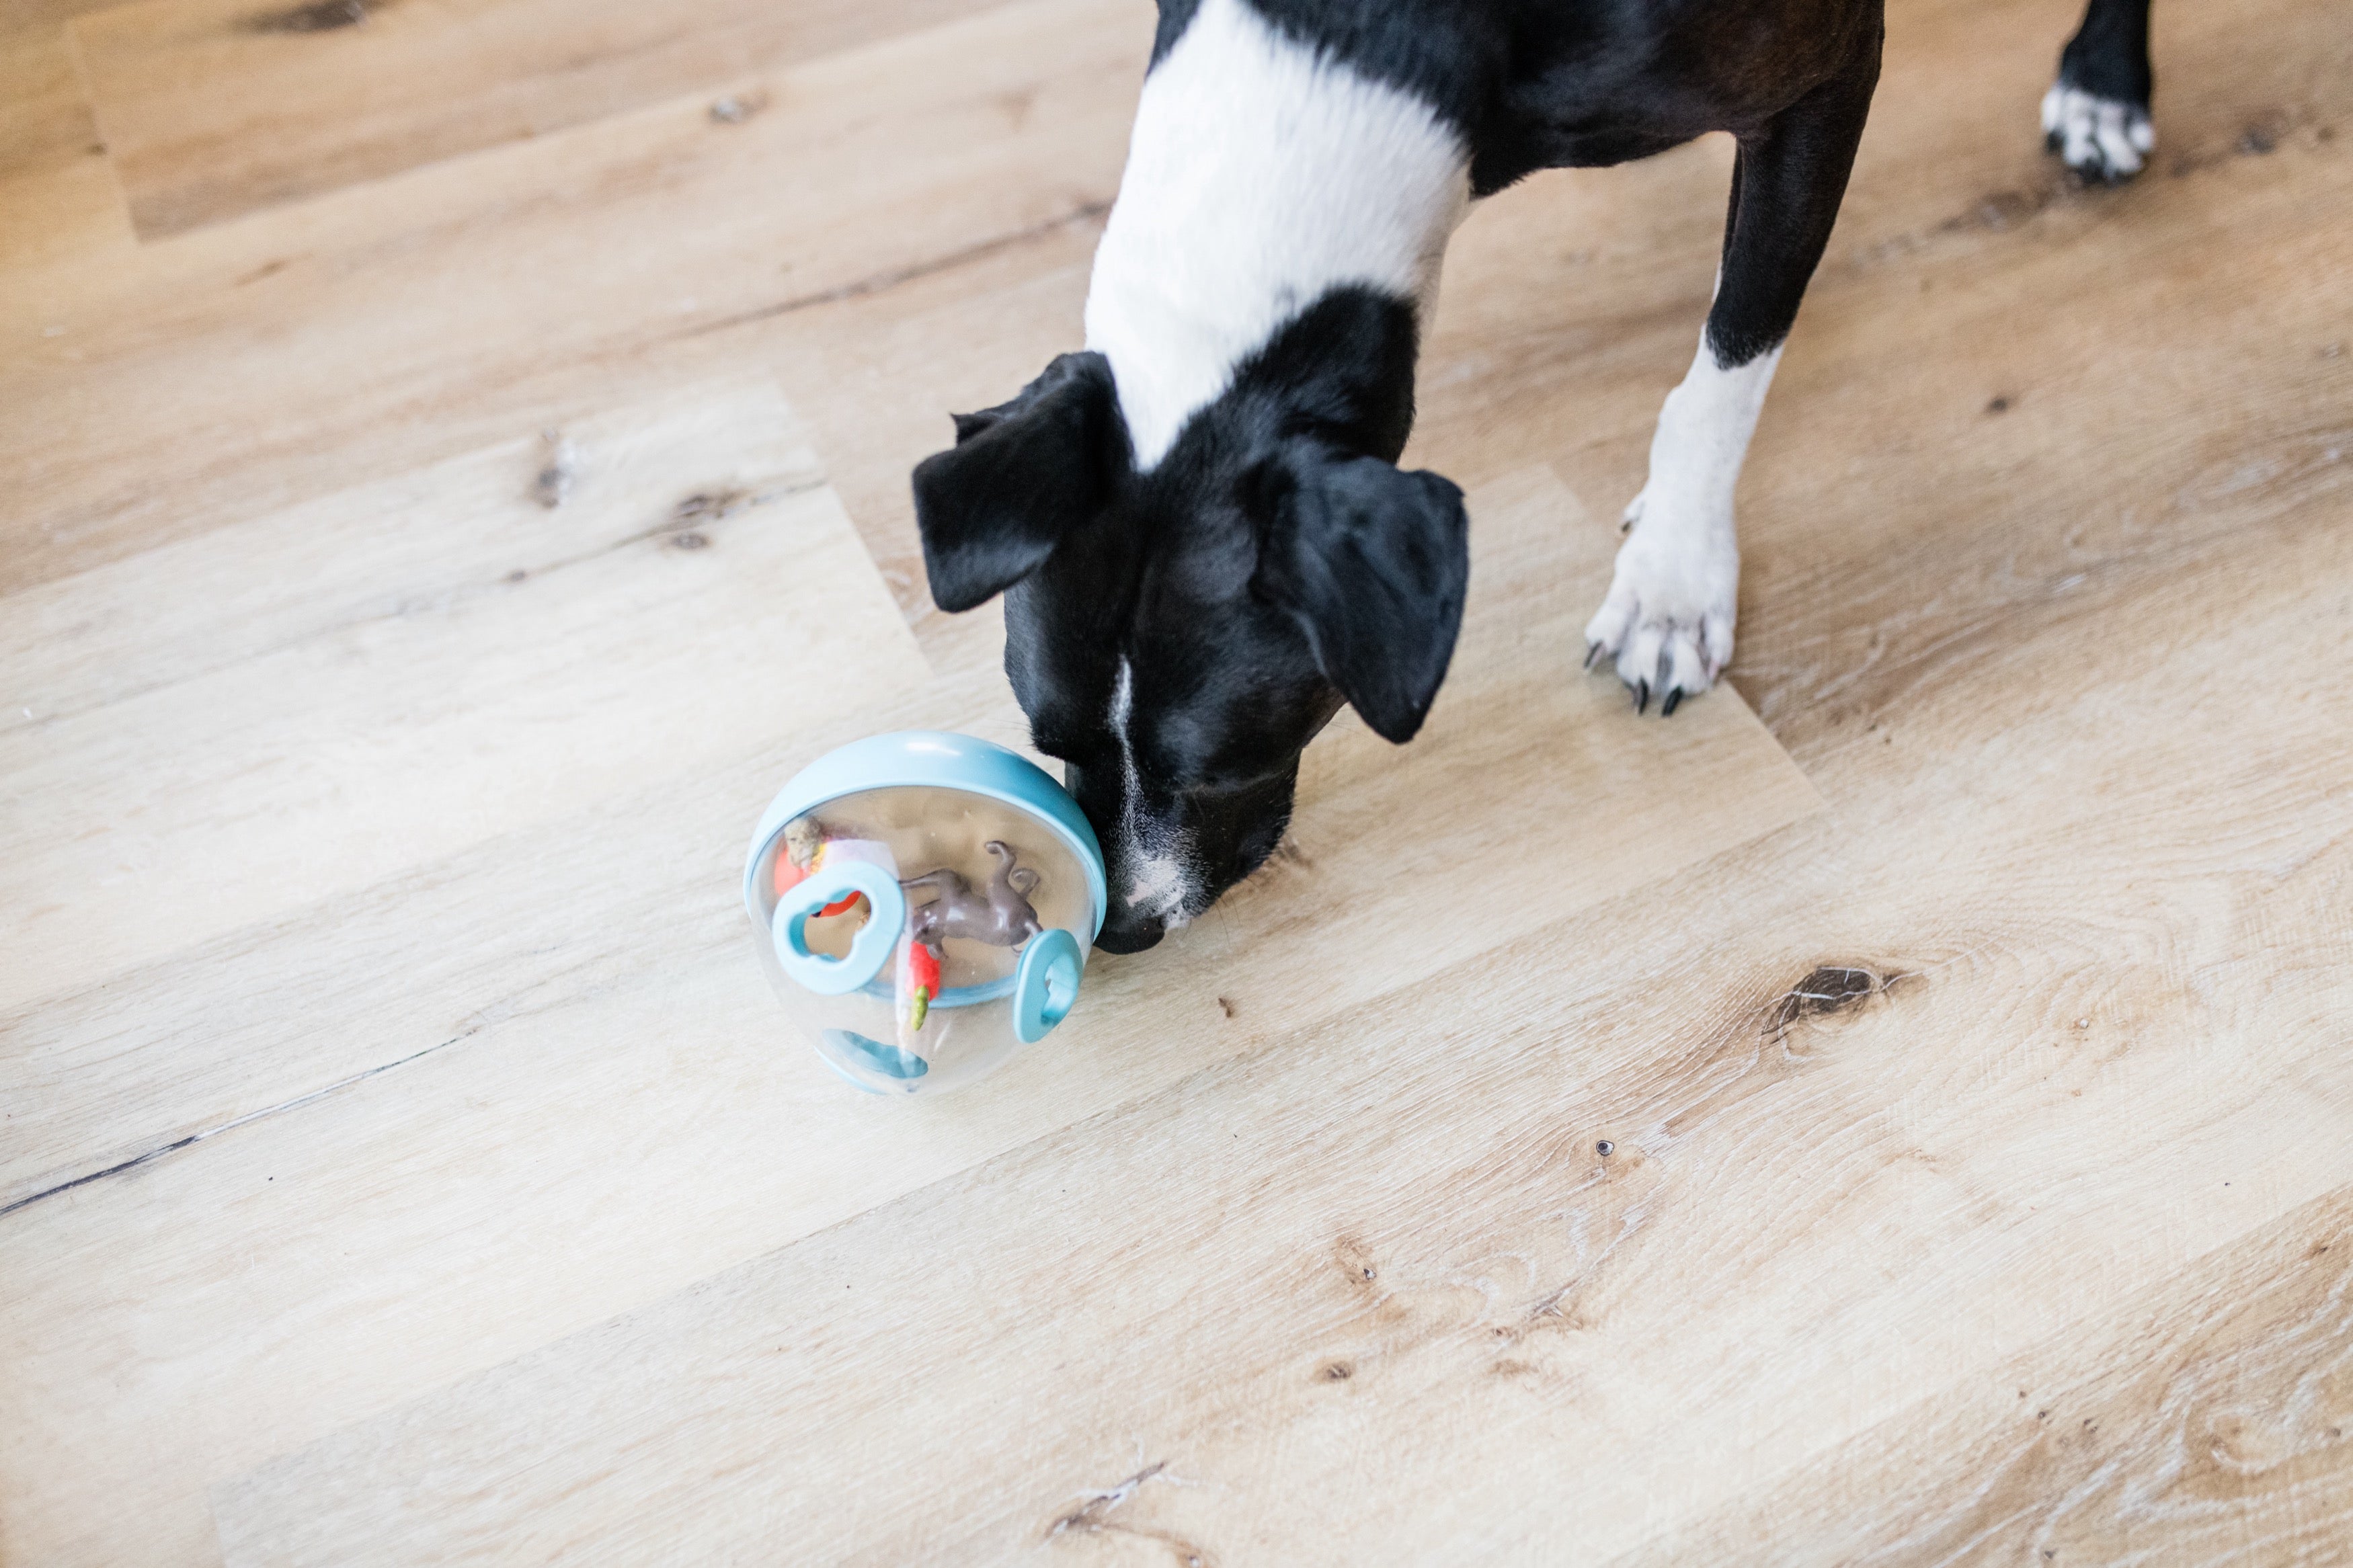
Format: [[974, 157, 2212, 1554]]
[[1661, 687, 1683, 717], [1635, 679, 1650, 715], [1585, 641, 1605, 672]]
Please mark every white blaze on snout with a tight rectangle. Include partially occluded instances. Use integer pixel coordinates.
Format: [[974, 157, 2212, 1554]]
[[1083, 0, 1471, 470], [1109, 659, 1194, 927]]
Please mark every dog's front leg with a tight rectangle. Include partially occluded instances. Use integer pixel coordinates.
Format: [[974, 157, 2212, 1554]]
[[2044, 0, 2155, 183], [1586, 34, 1882, 714]]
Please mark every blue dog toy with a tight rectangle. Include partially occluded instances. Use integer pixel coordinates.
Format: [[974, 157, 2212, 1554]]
[[744, 731, 1106, 1095]]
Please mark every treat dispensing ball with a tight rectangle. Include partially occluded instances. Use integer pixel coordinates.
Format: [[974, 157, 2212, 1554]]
[[743, 731, 1107, 1095]]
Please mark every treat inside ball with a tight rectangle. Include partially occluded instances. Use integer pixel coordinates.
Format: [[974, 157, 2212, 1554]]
[[744, 734, 1105, 1096]]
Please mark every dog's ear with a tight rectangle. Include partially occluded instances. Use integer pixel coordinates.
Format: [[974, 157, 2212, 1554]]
[[912, 352, 1120, 613], [1252, 444, 1469, 744]]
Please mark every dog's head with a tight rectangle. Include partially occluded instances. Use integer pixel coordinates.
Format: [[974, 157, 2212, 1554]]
[[912, 296, 1468, 952]]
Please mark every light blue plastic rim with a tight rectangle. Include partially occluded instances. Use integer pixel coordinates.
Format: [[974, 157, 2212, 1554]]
[[820, 1028, 930, 1086], [742, 731, 1107, 941], [815, 1034, 916, 1095], [770, 860, 906, 995], [1012, 927, 1084, 1044]]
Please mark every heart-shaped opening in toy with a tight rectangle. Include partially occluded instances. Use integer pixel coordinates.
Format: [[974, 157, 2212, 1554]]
[[792, 891, 871, 958]]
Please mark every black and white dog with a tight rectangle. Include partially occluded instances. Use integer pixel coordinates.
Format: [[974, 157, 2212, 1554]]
[[912, 0, 2160, 952]]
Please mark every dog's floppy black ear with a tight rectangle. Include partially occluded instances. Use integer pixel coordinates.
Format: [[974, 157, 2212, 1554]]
[[1252, 445, 1469, 744], [912, 352, 1119, 612]]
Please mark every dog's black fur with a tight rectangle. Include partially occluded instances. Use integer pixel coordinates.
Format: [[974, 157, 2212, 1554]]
[[2058, 0, 2155, 122], [914, 0, 2157, 952]]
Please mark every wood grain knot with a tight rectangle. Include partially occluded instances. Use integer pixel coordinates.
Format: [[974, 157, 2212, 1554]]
[[672, 488, 755, 524], [241, 0, 374, 33], [1765, 964, 1901, 1036], [1332, 1236, 1377, 1288]]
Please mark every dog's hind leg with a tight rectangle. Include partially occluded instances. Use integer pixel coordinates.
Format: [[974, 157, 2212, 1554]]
[[1585, 32, 1882, 715], [2044, 0, 2155, 182]]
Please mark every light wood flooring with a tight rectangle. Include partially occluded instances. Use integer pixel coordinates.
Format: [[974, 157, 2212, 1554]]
[[3, 0, 2350, 1560]]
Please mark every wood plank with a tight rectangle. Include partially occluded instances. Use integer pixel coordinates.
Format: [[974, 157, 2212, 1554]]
[[1732, 180, 2353, 768], [1, 0, 1146, 606], [0, 0, 116, 38], [206, 477, 2353, 1566], [0, 468, 1821, 1565], [0, 375, 814, 733], [70, 0, 992, 239], [0, 374, 929, 1014], [1608, 1184, 2353, 1565], [0, 26, 130, 270]]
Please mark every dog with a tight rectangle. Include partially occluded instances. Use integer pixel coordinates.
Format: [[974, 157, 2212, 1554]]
[[902, 841, 1047, 951], [911, 0, 2161, 952]]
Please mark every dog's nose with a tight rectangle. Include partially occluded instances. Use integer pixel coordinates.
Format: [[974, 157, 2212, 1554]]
[[1092, 910, 1166, 954]]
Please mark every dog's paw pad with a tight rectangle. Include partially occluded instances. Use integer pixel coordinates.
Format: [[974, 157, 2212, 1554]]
[[2041, 83, 2153, 183], [1582, 528, 1735, 717]]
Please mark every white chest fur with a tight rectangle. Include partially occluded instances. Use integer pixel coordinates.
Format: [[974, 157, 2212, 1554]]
[[1083, 0, 1471, 470]]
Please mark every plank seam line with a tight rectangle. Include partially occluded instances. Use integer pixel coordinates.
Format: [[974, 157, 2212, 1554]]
[[0, 1034, 465, 1220], [668, 198, 1112, 343]]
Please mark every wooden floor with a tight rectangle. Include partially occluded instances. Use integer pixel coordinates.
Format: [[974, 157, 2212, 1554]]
[[3, 0, 2350, 1557]]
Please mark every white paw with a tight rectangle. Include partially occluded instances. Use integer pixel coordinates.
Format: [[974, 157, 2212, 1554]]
[[2042, 84, 2154, 182], [1583, 493, 1737, 716]]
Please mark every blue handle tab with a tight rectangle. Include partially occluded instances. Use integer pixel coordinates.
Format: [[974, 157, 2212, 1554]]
[[771, 859, 906, 996], [1013, 927, 1084, 1044]]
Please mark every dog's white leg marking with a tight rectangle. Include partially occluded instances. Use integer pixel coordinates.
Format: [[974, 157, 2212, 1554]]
[[1584, 336, 1783, 707], [1109, 659, 1195, 927], [2041, 83, 2154, 181], [1083, 0, 1470, 470]]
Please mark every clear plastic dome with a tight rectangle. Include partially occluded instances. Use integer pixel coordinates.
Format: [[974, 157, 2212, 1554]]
[[744, 740, 1103, 1096]]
